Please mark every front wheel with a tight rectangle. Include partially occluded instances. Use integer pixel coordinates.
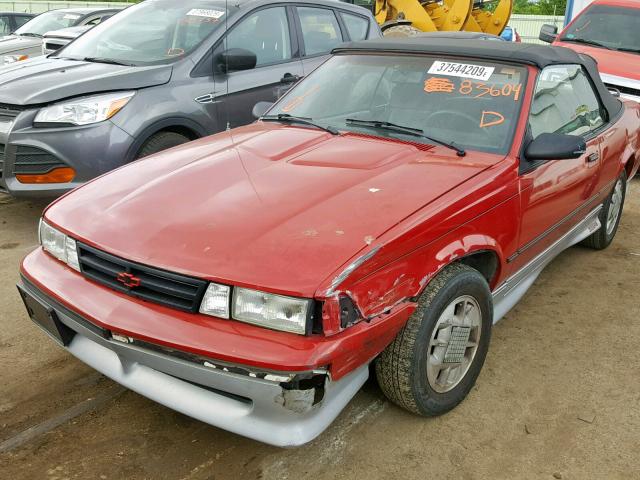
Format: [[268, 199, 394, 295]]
[[135, 131, 191, 160], [376, 263, 493, 416], [582, 171, 626, 250]]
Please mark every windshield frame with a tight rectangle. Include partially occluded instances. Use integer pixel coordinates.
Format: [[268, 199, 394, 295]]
[[266, 52, 530, 156], [54, 1, 237, 67]]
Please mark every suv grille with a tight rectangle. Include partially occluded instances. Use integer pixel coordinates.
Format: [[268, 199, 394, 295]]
[[0, 105, 22, 120], [77, 243, 209, 312]]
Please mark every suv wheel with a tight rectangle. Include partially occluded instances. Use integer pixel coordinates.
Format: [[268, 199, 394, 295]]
[[582, 170, 626, 250], [376, 263, 492, 416], [135, 132, 191, 159]]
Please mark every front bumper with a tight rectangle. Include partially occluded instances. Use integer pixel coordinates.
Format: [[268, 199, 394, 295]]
[[0, 110, 133, 198], [18, 276, 369, 447]]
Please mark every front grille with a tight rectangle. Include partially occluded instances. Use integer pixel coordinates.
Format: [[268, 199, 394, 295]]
[[77, 243, 209, 313], [13, 145, 68, 175], [605, 83, 640, 99], [0, 144, 4, 178]]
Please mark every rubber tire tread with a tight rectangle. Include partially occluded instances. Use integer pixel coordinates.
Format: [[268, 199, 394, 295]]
[[136, 132, 191, 159]]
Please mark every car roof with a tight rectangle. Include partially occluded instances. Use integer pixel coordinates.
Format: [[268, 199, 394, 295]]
[[415, 31, 503, 41], [334, 37, 583, 69], [592, 0, 640, 8]]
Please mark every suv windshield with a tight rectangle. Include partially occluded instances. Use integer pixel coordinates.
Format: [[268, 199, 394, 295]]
[[268, 54, 527, 154], [15, 10, 82, 37], [561, 4, 640, 54], [59, 0, 231, 65]]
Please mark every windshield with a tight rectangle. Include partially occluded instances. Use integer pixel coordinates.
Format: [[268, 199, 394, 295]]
[[561, 4, 640, 53], [15, 10, 83, 37], [268, 55, 528, 154], [59, 0, 231, 65]]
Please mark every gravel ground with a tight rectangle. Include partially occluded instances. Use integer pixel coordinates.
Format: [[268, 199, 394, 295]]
[[0, 182, 638, 480]]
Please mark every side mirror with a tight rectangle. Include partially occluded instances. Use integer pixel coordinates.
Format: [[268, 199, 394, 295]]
[[252, 101, 274, 119], [525, 133, 586, 161], [539, 24, 558, 44], [215, 48, 257, 74]]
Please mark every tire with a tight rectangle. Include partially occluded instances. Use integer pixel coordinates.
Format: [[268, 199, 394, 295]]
[[375, 263, 492, 416], [581, 171, 626, 250], [383, 24, 423, 38], [135, 132, 191, 159]]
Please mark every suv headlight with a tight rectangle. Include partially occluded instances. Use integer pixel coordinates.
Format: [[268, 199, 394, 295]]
[[198, 284, 312, 335], [34, 91, 135, 126], [3, 54, 29, 64], [39, 219, 80, 271]]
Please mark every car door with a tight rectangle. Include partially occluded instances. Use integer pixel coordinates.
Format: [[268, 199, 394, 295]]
[[295, 5, 347, 76], [511, 64, 606, 272], [211, 6, 303, 129]]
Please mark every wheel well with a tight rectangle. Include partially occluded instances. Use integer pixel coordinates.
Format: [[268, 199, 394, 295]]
[[152, 125, 200, 142], [457, 250, 500, 287]]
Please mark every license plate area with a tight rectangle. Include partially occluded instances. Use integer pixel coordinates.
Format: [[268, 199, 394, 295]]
[[17, 285, 75, 346]]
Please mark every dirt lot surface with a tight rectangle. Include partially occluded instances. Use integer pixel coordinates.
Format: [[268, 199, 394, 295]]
[[1, 183, 639, 480]]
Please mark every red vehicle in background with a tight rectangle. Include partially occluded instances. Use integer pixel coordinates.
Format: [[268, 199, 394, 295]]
[[18, 38, 640, 446], [540, 0, 640, 102]]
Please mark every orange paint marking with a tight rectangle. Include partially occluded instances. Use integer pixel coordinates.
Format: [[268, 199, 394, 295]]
[[480, 111, 505, 128], [424, 77, 456, 93]]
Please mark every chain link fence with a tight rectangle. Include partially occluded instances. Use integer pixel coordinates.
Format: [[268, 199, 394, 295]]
[[0, 1, 133, 13]]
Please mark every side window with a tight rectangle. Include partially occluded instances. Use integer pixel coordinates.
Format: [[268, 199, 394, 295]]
[[224, 7, 292, 67], [0, 16, 10, 35], [340, 12, 368, 41], [297, 7, 343, 56], [14, 16, 31, 29], [529, 64, 604, 139]]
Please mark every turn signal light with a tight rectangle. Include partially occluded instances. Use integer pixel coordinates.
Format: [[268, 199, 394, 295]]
[[16, 167, 76, 184]]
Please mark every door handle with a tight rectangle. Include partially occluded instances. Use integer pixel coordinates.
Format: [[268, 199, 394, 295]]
[[280, 73, 302, 84], [587, 152, 600, 163]]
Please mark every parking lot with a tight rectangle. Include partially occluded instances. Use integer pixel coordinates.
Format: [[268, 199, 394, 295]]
[[1, 183, 638, 480]]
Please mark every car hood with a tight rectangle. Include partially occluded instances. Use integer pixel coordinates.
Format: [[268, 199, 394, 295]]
[[0, 56, 173, 105], [45, 26, 90, 39], [0, 34, 41, 54], [554, 41, 640, 80], [45, 123, 503, 298]]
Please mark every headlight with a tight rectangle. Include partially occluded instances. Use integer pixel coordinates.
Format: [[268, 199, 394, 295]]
[[38, 219, 80, 272], [232, 288, 312, 335], [34, 91, 135, 126], [3, 54, 29, 64]]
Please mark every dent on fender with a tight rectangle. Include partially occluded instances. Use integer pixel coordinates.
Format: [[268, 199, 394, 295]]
[[326, 233, 504, 325]]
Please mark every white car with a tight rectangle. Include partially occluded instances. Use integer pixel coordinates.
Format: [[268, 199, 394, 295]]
[[42, 25, 91, 55]]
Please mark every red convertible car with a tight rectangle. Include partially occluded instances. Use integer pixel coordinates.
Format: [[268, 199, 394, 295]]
[[18, 39, 640, 446]]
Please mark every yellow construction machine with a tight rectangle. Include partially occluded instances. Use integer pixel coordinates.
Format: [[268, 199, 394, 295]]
[[347, 0, 513, 37]]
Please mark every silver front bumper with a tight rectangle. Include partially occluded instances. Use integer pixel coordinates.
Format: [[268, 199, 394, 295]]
[[601, 73, 640, 103], [20, 279, 369, 447]]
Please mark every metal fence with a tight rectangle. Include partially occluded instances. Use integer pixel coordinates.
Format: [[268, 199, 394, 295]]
[[0, 0, 133, 13], [509, 14, 564, 44]]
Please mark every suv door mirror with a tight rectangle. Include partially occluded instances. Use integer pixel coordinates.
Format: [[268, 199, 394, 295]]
[[539, 24, 558, 43], [252, 101, 274, 119], [215, 48, 257, 74], [525, 133, 586, 161]]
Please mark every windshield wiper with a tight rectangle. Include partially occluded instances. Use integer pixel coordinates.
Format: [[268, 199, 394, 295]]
[[559, 37, 613, 50], [261, 114, 339, 135], [17, 32, 42, 38], [615, 47, 640, 54], [82, 57, 135, 67], [345, 118, 466, 157]]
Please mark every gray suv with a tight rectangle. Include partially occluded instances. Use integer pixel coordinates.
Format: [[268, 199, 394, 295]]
[[0, 0, 380, 197]]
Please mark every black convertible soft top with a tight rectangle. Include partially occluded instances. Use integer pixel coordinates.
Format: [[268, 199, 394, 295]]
[[332, 37, 623, 119]]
